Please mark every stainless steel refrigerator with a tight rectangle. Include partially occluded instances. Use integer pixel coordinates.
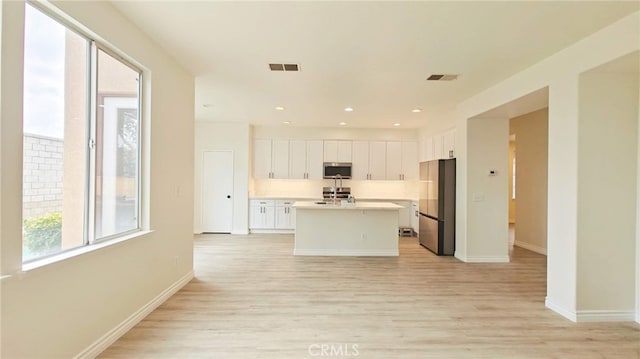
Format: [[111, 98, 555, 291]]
[[418, 159, 456, 255]]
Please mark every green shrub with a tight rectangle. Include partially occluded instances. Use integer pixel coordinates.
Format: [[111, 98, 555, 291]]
[[23, 212, 62, 257]]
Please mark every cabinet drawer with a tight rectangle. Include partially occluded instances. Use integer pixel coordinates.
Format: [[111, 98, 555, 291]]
[[275, 200, 294, 206], [250, 199, 275, 207]]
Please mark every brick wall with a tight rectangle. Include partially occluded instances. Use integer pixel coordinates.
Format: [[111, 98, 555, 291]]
[[23, 134, 64, 219]]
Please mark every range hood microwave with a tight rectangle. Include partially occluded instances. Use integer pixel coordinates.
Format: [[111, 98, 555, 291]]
[[323, 162, 352, 179]]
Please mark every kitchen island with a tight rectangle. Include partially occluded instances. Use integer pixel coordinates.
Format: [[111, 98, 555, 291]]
[[292, 201, 402, 256]]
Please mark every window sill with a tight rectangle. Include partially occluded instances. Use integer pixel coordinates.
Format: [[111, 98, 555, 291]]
[[19, 230, 154, 274]]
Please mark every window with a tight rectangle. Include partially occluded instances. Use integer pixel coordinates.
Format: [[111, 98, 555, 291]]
[[22, 4, 142, 263]]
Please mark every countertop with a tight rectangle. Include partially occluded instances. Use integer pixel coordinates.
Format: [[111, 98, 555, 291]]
[[251, 196, 417, 202], [292, 201, 403, 210]]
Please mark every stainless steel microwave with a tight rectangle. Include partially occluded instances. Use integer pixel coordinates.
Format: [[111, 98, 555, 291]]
[[323, 162, 352, 179]]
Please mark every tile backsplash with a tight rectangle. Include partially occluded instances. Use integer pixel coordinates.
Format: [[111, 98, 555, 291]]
[[252, 179, 418, 200]]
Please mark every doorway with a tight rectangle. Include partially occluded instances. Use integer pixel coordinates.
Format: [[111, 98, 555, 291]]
[[202, 151, 234, 233]]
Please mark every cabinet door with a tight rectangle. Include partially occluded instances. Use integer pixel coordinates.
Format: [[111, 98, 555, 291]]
[[249, 205, 262, 229], [368, 141, 387, 180], [443, 129, 456, 158], [253, 139, 272, 179], [394, 201, 412, 227], [337, 141, 353, 162], [289, 140, 307, 179], [411, 202, 419, 233], [275, 206, 288, 229], [422, 137, 434, 162], [263, 205, 276, 229], [323, 140, 338, 162], [433, 135, 444, 160], [402, 141, 418, 180], [386, 141, 403, 180], [306, 140, 324, 180], [271, 139, 290, 178], [351, 141, 370, 180]]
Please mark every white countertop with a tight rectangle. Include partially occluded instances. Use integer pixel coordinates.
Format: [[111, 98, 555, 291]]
[[292, 201, 403, 210], [251, 196, 417, 202]]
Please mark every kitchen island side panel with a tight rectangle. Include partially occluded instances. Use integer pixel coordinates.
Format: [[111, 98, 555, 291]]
[[294, 208, 399, 256]]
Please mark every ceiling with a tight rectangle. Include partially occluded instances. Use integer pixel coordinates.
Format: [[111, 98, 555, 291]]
[[110, 1, 639, 129]]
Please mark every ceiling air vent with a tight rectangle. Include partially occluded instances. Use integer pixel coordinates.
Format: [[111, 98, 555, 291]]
[[269, 63, 300, 72], [427, 74, 458, 81]]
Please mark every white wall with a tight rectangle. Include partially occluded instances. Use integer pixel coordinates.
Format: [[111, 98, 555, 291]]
[[454, 11, 640, 321], [510, 109, 549, 254], [194, 122, 250, 234], [1, 1, 195, 357], [577, 66, 638, 313], [461, 116, 510, 262]]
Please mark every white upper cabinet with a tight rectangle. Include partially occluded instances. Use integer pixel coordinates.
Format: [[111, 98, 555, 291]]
[[324, 140, 352, 163], [443, 129, 456, 159], [289, 140, 307, 179], [353, 141, 386, 180], [419, 129, 456, 162], [401, 141, 419, 180], [253, 139, 273, 179], [386, 141, 418, 180], [271, 139, 290, 178], [352, 141, 370, 180], [253, 139, 289, 179], [290, 140, 324, 179], [306, 140, 324, 179], [422, 137, 434, 162], [433, 135, 444, 160], [368, 141, 386, 180], [385, 141, 403, 180]]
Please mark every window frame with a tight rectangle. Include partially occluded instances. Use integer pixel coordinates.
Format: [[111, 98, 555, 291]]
[[22, 1, 145, 264]]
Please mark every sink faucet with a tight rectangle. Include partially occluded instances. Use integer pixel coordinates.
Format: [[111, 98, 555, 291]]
[[332, 174, 342, 205]]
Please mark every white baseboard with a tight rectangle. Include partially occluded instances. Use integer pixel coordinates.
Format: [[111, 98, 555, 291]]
[[514, 240, 547, 255], [576, 310, 636, 322], [231, 230, 250, 235], [462, 255, 510, 263], [545, 297, 577, 322], [545, 297, 636, 322], [294, 249, 399, 256], [75, 270, 195, 359], [250, 229, 294, 234]]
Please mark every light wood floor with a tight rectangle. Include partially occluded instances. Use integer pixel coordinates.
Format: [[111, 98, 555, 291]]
[[100, 235, 640, 358]]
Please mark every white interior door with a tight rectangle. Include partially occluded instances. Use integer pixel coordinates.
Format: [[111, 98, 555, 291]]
[[202, 151, 234, 233]]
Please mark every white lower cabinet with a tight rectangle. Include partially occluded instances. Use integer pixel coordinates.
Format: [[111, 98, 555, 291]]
[[392, 201, 412, 228], [411, 201, 419, 234], [250, 199, 295, 232], [249, 200, 275, 229], [275, 200, 296, 229]]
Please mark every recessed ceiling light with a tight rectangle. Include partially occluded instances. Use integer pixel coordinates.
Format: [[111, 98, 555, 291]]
[[339, 122, 347, 126], [282, 121, 291, 125], [275, 106, 285, 111], [393, 123, 401, 127], [344, 107, 353, 112], [412, 108, 422, 113], [202, 104, 213, 108]]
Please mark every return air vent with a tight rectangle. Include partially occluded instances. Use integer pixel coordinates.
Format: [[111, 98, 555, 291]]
[[427, 74, 458, 81], [269, 63, 300, 72]]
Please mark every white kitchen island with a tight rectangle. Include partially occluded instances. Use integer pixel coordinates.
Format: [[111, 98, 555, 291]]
[[292, 201, 402, 256]]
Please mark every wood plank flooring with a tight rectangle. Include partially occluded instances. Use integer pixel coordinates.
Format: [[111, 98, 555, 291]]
[[99, 235, 640, 358]]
